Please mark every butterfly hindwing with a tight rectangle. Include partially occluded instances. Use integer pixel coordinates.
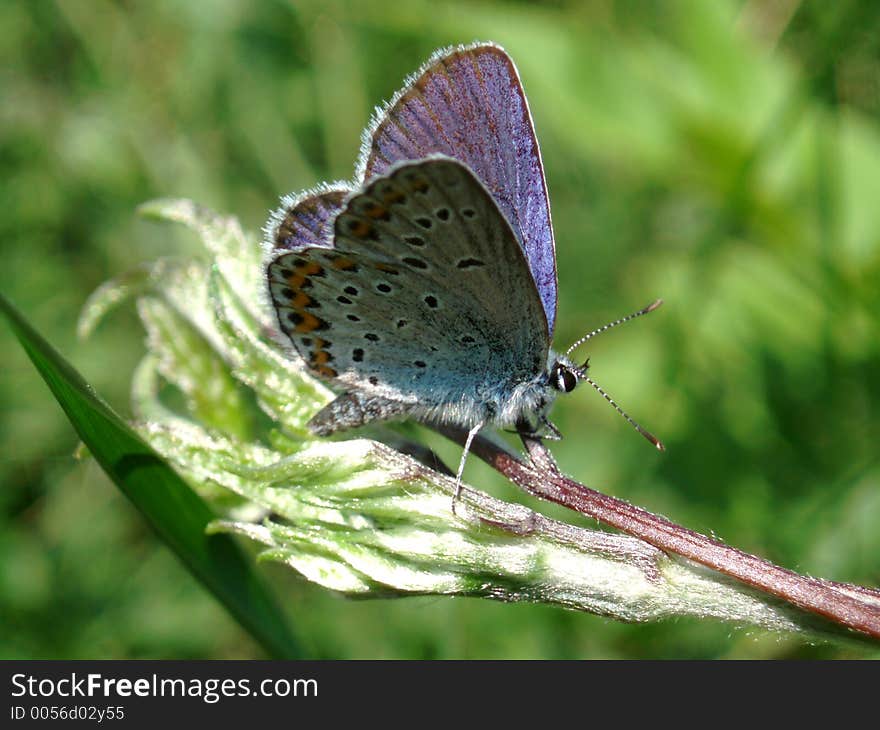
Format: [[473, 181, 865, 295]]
[[267, 157, 549, 422], [360, 43, 558, 334], [266, 186, 350, 252]]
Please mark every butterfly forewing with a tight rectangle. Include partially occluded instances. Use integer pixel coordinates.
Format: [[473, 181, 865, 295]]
[[360, 43, 557, 334], [267, 157, 549, 411]]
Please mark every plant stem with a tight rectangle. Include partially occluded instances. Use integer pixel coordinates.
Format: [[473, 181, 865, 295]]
[[435, 425, 880, 641]]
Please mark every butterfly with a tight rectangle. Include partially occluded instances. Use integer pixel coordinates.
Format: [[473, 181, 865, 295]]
[[264, 42, 662, 499]]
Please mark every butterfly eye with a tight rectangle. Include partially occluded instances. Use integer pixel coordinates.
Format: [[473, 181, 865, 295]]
[[554, 366, 578, 393]]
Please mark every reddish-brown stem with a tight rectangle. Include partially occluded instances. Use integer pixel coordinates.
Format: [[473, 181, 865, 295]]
[[436, 425, 880, 641]]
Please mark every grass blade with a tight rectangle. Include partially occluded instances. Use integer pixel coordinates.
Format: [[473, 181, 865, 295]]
[[1, 292, 302, 658]]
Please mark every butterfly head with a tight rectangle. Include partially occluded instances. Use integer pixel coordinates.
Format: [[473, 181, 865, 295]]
[[541, 300, 666, 451], [549, 355, 586, 394]]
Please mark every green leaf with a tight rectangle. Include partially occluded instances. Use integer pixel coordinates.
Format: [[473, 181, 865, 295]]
[[1, 292, 302, 659]]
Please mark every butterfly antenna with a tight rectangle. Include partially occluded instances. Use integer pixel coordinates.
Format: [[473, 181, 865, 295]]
[[578, 371, 665, 451], [565, 299, 663, 356]]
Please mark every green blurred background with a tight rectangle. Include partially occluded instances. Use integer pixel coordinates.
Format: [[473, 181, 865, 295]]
[[2, 0, 879, 658]]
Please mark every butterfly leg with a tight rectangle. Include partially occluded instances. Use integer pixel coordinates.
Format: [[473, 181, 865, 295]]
[[539, 415, 562, 441], [452, 420, 485, 515], [308, 391, 416, 436], [510, 415, 562, 441]]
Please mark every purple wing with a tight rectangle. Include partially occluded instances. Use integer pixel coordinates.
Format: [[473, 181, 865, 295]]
[[357, 43, 557, 334], [266, 184, 350, 252]]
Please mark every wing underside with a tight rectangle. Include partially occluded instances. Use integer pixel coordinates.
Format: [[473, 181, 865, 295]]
[[267, 157, 549, 416]]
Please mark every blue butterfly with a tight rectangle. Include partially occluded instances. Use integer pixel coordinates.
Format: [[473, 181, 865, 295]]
[[265, 43, 662, 501]]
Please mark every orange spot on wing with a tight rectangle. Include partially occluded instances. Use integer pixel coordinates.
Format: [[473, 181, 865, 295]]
[[315, 365, 338, 378], [299, 261, 324, 276], [332, 255, 358, 270], [293, 312, 327, 333], [285, 260, 324, 288], [407, 176, 429, 193], [354, 221, 375, 239], [364, 202, 390, 220], [291, 291, 314, 309], [381, 188, 406, 205]]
